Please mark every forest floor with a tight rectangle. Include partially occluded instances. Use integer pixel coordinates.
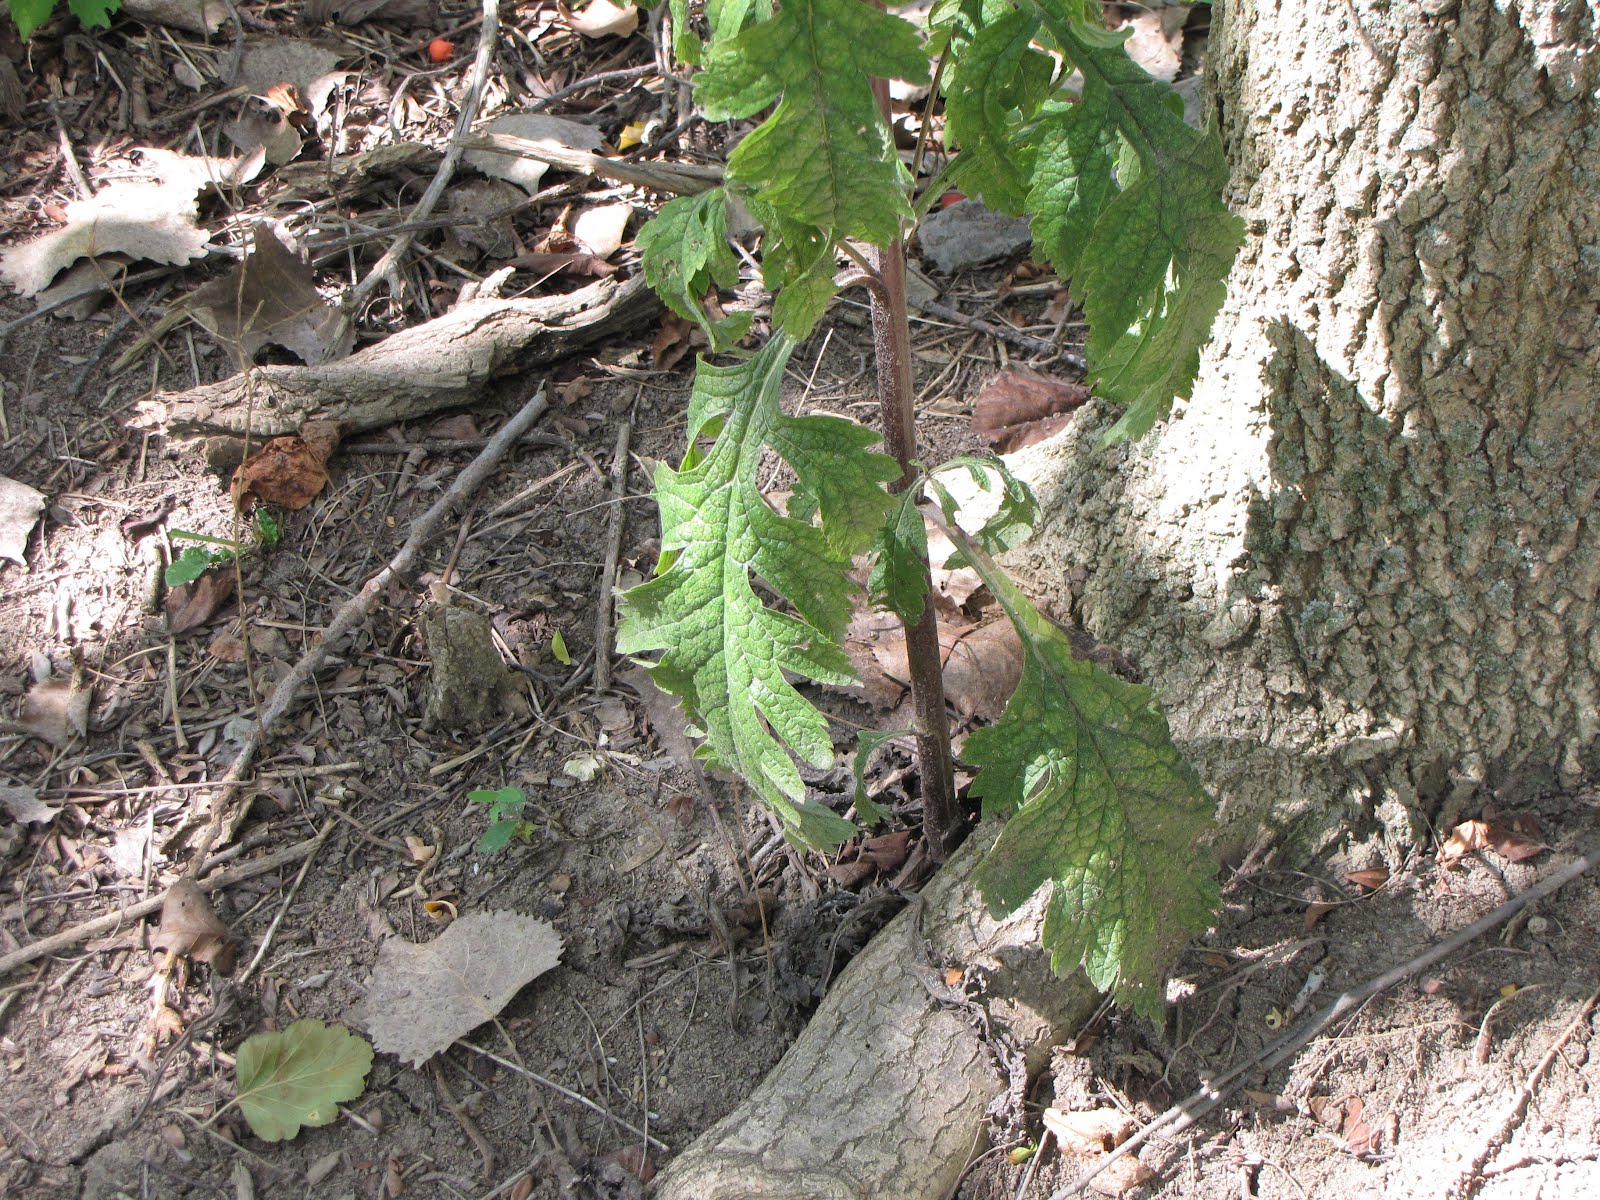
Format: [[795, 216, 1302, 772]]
[[1, 4, 1597, 1200]]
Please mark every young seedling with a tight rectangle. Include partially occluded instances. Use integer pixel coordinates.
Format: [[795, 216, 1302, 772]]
[[165, 510, 281, 587], [622, 0, 1240, 1016], [6, 0, 120, 40], [469, 786, 537, 854]]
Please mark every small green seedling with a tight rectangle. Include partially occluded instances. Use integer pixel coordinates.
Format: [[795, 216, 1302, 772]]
[[165, 511, 281, 587], [469, 786, 536, 853]]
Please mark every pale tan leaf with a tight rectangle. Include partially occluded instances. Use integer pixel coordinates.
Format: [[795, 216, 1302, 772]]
[[361, 911, 563, 1067], [565, 0, 639, 38], [464, 114, 603, 194], [0, 476, 46, 564]]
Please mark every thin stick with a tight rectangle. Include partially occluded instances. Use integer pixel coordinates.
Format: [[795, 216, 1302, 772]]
[[1450, 985, 1600, 1199], [462, 1041, 669, 1152], [593, 418, 632, 694], [235, 818, 335, 986], [347, 0, 499, 314], [173, 385, 549, 879], [0, 827, 341, 979], [1046, 846, 1599, 1199]]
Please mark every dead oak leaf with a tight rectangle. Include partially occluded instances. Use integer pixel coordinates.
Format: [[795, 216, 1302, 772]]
[[187, 223, 351, 365], [1438, 818, 1549, 868], [360, 911, 562, 1067], [165, 563, 237, 635]]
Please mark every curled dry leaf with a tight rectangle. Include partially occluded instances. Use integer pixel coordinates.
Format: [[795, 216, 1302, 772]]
[[1344, 867, 1389, 892], [231, 419, 347, 511], [1438, 817, 1549, 868], [970, 368, 1090, 453], [1088, 1155, 1157, 1197], [1042, 1106, 1136, 1156], [564, 0, 639, 38], [1304, 900, 1336, 930], [165, 564, 237, 635], [154, 879, 238, 975]]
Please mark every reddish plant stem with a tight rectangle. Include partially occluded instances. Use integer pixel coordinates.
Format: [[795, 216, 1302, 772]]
[[870, 75, 959, 861]]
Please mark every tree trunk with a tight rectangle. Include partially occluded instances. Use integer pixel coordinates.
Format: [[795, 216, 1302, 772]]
[[650, 827, 1097, 1200], [1009, 0, 1600, 862]]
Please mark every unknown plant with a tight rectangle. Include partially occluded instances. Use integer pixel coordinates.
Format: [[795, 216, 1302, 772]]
[[165, 510, 281, 587], [7, 0, 120, 40], [620, 0, 1240, 1017], [468, 785, 537, 853]]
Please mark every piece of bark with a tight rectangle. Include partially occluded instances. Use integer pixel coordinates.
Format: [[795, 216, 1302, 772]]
[[134, 274, 658, 437], [420, 601, 526, 732], [651, 826, 1097, 1200]]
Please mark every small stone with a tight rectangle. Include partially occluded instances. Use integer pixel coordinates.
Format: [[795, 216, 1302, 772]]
[[916, 200, 1033, 274]]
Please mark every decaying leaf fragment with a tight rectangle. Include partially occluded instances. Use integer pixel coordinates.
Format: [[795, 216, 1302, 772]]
[[0, 476, 46, 564], [187, 224, 351, 365], [231, 420, 347, 511], [154, 879, 238, 975], [234, 1019, 373, 1141], [970, 368, 1089, 453], [1437, 817, 1549, 868], [564, 0, 639, 38], [1042, 1106, 1136, 1156], [0, 782, 59, 826], [10, 673, 92, 748], [361, 911, 562, 1067]]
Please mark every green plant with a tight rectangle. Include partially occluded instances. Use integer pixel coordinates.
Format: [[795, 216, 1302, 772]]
[[165, 510, 280, 588], [468, 786, 536, 853], [230, 1019, 372, 1141], [7, 0, 120, 39], [621, 0, 1240, 1017]]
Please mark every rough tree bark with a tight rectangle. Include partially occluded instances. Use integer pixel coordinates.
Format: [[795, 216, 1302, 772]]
[[1010, 0, 1600, 861]]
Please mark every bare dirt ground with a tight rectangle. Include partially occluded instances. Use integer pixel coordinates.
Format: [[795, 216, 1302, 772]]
[[2, 5, 1597, 1200]]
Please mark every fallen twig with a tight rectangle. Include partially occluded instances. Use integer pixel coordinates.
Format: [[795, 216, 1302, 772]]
[[1450, 984, 1600, 1199], [592, 416, 632, 694], [1048, 845, 1600, 1199], [174, 383, 552, 875], [346, 0, 499, 318], [0, 826, 336, 979]]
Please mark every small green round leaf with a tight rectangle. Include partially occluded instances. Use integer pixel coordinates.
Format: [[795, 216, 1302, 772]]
[[234, 1019, 373, 1142]]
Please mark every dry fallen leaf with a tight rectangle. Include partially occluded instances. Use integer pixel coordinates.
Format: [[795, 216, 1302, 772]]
[[1344, 867, 1389, 892], [970, 368, 1089, 453], [1088, 1154, 1156, 1197], [464, 114, 603, 194], [573, 203, 633, 258], [1042, 1106, 1136, 1156], [153, 879, 238, 975], [0, 476, 46, 564], [1304, 900, 1336, 929], [13, 674, 92, 747], [1109, 3, 1190, 83], [188, 224, 351, 365], [231, 419, 347, 511], [0, 150, 258, 296], [165, 564, 237, 635], [1438, 817, 1549, 868], [565, 0, 639, 38], [361, 911, 563, 1067], [0, 782, 60, 826]]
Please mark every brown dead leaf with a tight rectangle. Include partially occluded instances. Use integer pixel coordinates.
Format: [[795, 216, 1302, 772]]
[[1041, 1107, 1136, 1156], [165, 565, 237, 634], [651, 312, 705, 371], [13, 674, 92, 747], [1438, 817, 1549, 868], [428, 414, 479, 441], [971, 368, 1089, 453], [153, 879, 238, 975], [508, 250, 618, 279], [1339, 1095, 1376, 1154], [231, 419, 347, 511], [188, 224, 350, 365], [1304, 900, 1336, 930], [609, 1145, 656, 1184], [1344, 867, 1389, 892], [941, 620, 1024, 721]]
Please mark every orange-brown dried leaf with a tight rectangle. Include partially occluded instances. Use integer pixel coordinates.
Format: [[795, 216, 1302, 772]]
[[1304, 900, 1336, 929], [165, 567, 237, 635], [1344, 867, 1389, 891], [231, 420, 346, 511], [970, 368, 1089, 453]]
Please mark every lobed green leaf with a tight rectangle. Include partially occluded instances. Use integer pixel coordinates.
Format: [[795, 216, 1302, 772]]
[[695, 0, 929, 246], [637, 189, 752, 351], [234, 1020, 372, 1142], [952, 527, 1218, 1022], [617, 337, 898, 848]]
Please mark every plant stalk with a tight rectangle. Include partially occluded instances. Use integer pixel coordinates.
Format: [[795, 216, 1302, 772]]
[[870, 74, 959, 861]]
